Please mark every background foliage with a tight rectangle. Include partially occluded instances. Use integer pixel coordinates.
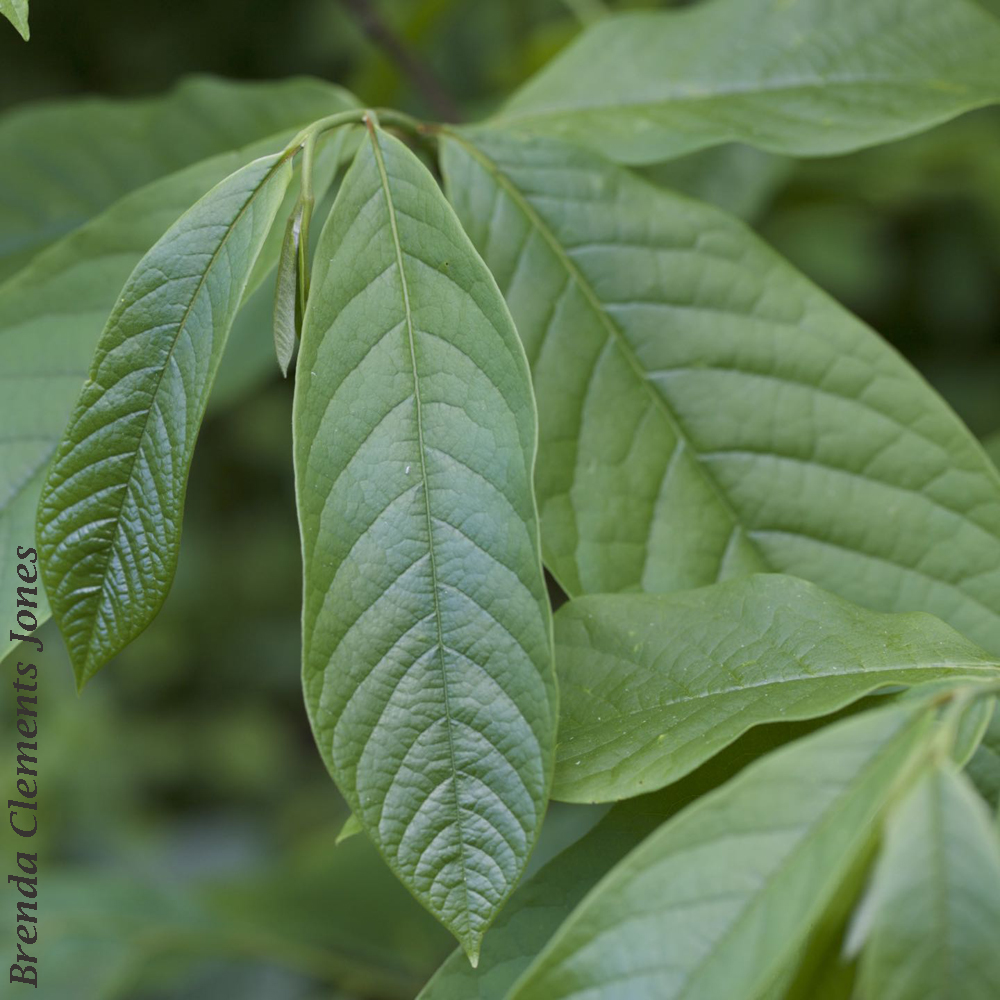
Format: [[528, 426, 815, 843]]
[[1, 0, 998, 996]]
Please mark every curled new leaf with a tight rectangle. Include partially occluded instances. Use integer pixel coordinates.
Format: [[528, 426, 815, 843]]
[[294, 122, 556, 962], [38, 153, 293, 686]]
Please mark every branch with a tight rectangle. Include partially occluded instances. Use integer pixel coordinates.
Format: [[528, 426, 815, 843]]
[[338, 0, 462, 123]]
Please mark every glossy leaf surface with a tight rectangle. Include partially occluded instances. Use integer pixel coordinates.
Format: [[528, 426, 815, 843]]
[[510, 705, 933, 1000], [37, 153, 293, 685], [441, 130, 1000, 656], [554, 574, 999, 802], [294, 124, 555, 961], [495, 0, 1000, 164]]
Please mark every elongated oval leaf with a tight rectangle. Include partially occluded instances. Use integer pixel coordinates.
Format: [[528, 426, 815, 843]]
[[440, 129, 1000, 656], [37, 153, 293, 685], [0, 85, 358, 670], [0, 0, 27, 39], [294, 123, 556, 962], [494, 0, 1000, 164], [509, 704, 934, 1000], [555, 574, 999, 802], [419, 718, 836, 1000], [852, 763, 1000, 1000]]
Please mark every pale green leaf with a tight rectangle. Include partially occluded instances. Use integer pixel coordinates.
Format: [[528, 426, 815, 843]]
[[967, 702, 1000, 810], [37, 153, 294, 686], [335, 813, 363, 846], [494, 0, 1000, 164], [0, 0, 27, 39], [509, 704, 934, 1000], [294, 124, 556, 962], [853, 763, 1000, 1000], [418, 718, 837, 1000], [273, 201, 303, 377], [554, 574, 998, 802], [0, 75, 356, 281], [986, 430, 1000, 468], [440, 130, 1000, 656]]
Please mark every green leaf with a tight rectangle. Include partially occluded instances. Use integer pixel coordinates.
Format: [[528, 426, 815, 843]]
[[418, 717, 840, 1000], [0, 0, 27, 39], [554, 574, 998, 802], [294, 123, 556, 963], [0, 76, 356, 282], [493, 0, 1000, 164], [966, 702, 1000, 811], [509, 704, 934, 1000], [273, 201, 304, 377], [335, 813, 363, 846], [37, 153, 294, 686], [440, 129, 1000, 656], [852, 763, 1000, 1000], [0, 89, 357, 670]]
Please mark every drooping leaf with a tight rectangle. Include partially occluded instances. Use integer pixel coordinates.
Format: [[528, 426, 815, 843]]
[[0, 75, 356, 281], [554, 574, 998, 802], [493, 0, 1000, 164], [0, 0, 27, 39], [37, 153, 294, 686], [440, 129, 1000, 656], [273, 201, 304, 377], [851, 763, 1000, 1000], [0, 100, 356, 670], [509, 704, 934, 1000], [294, 123, 556, 962]]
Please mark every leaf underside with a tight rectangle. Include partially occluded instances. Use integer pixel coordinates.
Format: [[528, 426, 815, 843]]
[[0, 80, 359, 669], [494, 0, 1000, 164], [440, 129, 1000, 657], [37, 153, 293, 686], [294, 124, 556, 962]]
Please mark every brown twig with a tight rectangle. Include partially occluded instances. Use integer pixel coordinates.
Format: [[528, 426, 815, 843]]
[[338, 0, 462, 122]]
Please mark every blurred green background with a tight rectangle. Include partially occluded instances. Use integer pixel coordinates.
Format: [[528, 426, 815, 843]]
[[1, 1, 998, 997]]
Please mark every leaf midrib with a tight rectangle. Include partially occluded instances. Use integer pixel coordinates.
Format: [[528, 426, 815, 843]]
[[441, 130, 756, 572], [73, 152, 288, 674], [559, 660, 998, 741], [367, 122, 475, 944], [495, 74, 987, 131]]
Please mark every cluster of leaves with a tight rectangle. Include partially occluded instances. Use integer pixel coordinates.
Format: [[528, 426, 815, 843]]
[[7, 0, 1000, 995]]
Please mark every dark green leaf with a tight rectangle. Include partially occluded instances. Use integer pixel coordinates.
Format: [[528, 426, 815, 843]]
[[554, 574, 998, 802], [37, 153, 294, 686], [510, 704, 934, 1000], [494, 0, 1000, 164], [294, 123, 556, 962], [440, 129, 1000, 656]]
